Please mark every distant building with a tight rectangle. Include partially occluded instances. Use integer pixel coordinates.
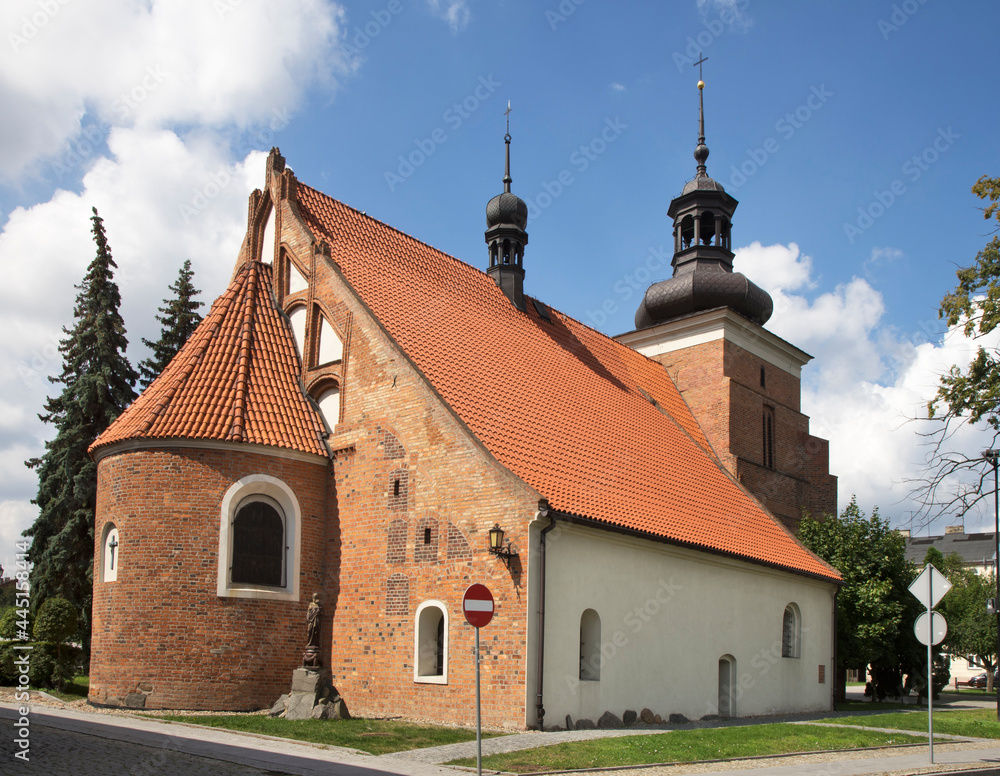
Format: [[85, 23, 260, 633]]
[[902, 526, 996, 575]]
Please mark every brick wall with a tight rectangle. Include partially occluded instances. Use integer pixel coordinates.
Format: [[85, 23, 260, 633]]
[[273, 169, 540, 728], [90, 446, 328, 710], [651, 336, 836, 532]]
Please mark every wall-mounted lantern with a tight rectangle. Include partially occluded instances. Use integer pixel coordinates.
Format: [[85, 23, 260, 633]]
[[488, 523, 518, 570]]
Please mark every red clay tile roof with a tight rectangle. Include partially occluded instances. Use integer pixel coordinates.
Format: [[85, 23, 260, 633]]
[[296, 183, 840, 582], [90, 262, 326, 458]]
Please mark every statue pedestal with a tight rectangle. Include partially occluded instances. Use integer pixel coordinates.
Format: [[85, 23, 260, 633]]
[[271, 668, 350, 720]]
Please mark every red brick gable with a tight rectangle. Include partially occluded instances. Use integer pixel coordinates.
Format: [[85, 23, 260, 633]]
[[296, 183, 839, 582], [90, 261, 326, 457]]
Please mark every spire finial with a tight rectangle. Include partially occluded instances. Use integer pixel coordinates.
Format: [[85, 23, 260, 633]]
[[503, 100, 512, 193], [693, 53, 709, 176]]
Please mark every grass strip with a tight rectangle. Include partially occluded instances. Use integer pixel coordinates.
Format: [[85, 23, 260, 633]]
[[449, 723, 928, 772], [157, 715, 501, 754], [817, 708, 1000, 739], [42, 675, 89, 703]]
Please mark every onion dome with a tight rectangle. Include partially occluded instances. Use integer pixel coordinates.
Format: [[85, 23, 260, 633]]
[[634, 61, 772, 330]]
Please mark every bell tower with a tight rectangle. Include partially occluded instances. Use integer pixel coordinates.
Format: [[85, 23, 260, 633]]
[[618, 59, 836, 532], [485, 102, 529, 311]]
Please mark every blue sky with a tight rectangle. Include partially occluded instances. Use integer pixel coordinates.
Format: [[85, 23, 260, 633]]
[[1, 0, 999, 573]]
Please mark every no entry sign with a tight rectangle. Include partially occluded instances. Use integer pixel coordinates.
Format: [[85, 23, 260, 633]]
[[463, 583, 494, 628]]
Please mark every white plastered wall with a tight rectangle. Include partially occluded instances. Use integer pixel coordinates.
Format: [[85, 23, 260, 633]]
[[539, 521, 836, 724]]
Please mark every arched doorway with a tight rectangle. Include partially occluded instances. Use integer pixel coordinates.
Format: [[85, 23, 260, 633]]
[[718, 655, 736, 718]]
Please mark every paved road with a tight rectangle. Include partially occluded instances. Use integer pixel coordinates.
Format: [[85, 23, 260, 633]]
[[0, 705, 453, 776]]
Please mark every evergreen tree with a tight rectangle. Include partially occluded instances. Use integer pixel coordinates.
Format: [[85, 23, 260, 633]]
[[24, 208, 138, 653], [137, 259, 203, 389]]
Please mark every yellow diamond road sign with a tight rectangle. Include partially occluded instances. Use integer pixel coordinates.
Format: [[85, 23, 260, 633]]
[[908, 564, 952, 609]]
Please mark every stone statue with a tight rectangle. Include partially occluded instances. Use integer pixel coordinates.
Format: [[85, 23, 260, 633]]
[[303, 593, 322, 667]]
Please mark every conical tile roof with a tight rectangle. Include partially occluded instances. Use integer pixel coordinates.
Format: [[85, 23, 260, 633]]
[[91, 261, 326, 457]]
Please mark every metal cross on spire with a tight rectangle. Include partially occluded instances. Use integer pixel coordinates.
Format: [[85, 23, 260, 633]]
[[693, 53, 709, 175], [693, 52, 708, 83], [503, 100, 512, 192]]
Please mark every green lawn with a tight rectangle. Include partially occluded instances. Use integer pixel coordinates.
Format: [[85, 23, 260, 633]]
[[450, 724, 930, 772], [157, 715, 502, 755], [44, 675, 89, 703], [835, 700, 914, 712], [818, 709, 1000, 739]]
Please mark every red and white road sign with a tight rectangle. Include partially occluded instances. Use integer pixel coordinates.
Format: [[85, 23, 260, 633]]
[[463, 583, 494, 628]]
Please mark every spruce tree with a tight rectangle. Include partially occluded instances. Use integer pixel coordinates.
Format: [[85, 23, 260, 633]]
[[137, 259, 203, 389], [24, 208, 138, 653]]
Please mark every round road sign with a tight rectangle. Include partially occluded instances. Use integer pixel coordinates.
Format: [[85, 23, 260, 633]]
[[914, 611, 948, 646], [463, 583, 494, 628]]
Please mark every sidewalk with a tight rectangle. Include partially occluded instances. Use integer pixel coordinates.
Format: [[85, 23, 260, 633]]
[[5, 696, 1000, 776]]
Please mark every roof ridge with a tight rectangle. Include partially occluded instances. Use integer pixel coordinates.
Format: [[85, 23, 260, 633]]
[[298, 182, 487, 281], [228, 261, 261, 442]]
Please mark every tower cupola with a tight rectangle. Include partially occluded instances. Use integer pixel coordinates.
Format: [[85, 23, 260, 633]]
[[634, 59, 772, 329], [485, 102, 528, 311]]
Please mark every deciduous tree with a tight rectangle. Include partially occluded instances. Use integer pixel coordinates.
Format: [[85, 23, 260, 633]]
[[800, 498, 924, 701]]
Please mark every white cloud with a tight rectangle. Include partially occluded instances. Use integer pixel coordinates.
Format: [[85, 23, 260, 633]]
[[0, 0, 354, 181], [0, 131, 268, 569], [425, 0, 471, 32], [0, 501, 34, 582], [739, 241, 1000, 531], [611, 82, 626, 92], [864, 245, 904, 278], [696, 0, 753, 32]]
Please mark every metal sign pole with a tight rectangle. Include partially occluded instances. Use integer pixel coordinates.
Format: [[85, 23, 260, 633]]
[[928, 574, 933, 764], [476, 626, 482, 776]]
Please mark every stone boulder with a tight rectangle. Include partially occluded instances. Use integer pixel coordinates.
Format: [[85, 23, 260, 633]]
[[598, 711, 623, 729], [575, 717, 596, 730], [668, 713, 689, 725], [622, 709, 637, 727], [639, 708, 655, 725]]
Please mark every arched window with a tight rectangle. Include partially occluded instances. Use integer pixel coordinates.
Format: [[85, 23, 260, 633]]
[[700, 210, 716, 245], [782, 603, 801, 658], [260, 205, 276, 264], [316, 385, 341, 432], [288, 305, 307, 358], [315, 310, 343, 366], [100, 523, 119, 583], [231, 496, 284, 587], [414, 601, 448, 684], [217, 474, 301, 601], [579, 608, 601, 681], [680, 215, 695, 249]]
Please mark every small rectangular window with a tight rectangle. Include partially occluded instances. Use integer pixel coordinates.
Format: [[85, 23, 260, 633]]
[[394, 479, 400, 497], [760, 365, 766, 389], [424, 527, 432, 545]]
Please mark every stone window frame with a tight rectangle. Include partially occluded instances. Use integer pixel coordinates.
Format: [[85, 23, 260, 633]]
[[413, 600, 449, 685], [217, 474, 301, 601], [99, 522, 119, 583], [579, 608, 601, 681], [781, 603, 801, 658]]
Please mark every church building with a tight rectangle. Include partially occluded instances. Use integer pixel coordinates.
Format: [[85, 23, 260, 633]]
[[87, 79, 840, 729]]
